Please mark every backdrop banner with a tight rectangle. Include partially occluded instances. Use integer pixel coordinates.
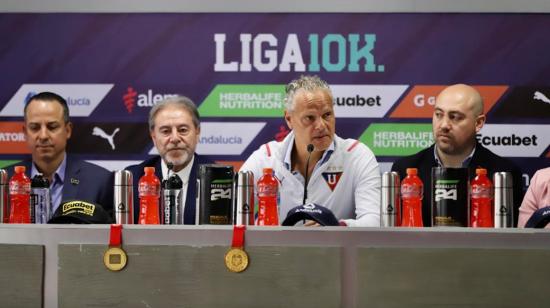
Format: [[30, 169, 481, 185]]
[[0, 13, 548, 190]]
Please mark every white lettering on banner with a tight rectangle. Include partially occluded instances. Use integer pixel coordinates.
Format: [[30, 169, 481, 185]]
[[214, 33, 381, 73], [137, 90, 178, 107], [477, 124, 550, 157], [414, 94, 436, 107], [0, 132, 25, 142], [0, 84, 113, 117], [330, 85, 409, 118]]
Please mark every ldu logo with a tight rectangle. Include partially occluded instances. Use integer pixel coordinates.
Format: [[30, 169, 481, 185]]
[[211, 188, 231, 201], [435, 189, 457, 202]]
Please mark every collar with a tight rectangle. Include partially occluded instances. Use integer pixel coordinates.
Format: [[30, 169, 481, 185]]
[[283, 131, 335, 171], [160, 155, 194, 184], [31, 153, 67, 185], [434, 145, 476, 168]]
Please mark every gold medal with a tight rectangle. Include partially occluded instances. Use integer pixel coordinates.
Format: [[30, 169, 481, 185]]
[[103, 246, 128, 271], [224, 247, 249, 273]]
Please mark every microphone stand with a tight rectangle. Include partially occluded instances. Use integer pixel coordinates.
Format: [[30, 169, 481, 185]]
[[302, 144, 314, 205]]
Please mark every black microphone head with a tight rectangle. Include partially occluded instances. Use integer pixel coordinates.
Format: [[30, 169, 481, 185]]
[[166, 162, 174, 171], [307, 144, 314, 153]]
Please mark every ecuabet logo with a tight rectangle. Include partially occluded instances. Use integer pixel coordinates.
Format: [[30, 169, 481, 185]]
[[0, 122, 30, 154], [0, 84, 113, 117], [477, 124, 550, 157], [122, 87, 178, 113], [331, 85, 408, 118]]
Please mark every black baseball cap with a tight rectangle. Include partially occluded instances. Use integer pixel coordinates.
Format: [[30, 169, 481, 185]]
[[48, 200, 113, 224], [282, 203, 340, 226], [525, 206, 550, 228]]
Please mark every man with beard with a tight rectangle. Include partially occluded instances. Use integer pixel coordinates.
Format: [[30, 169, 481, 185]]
[[126, 96, 209, 224], [241, 75, 381, 227], [391, 84, 523, 227], [9, 91, 113, 218]]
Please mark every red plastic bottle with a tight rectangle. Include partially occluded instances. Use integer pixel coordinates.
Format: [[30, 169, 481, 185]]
[[401, 168, 423, 227], [138, 167, 161, 224], [470, 168, 494, 227], [9, 166, 31, 224], [256, 168, 279, 226]]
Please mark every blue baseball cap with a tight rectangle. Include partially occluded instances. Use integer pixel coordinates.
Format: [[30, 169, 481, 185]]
[[282, 203, 340, 226], [525, 206, 550, 228]]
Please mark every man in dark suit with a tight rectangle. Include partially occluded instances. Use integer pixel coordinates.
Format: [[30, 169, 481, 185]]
[[10, 92, 113, 218], [391, 84, 523, 227], [126, 96, 210, 224]]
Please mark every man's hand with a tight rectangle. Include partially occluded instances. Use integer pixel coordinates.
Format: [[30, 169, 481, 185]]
[[303, 220, 321, 227]]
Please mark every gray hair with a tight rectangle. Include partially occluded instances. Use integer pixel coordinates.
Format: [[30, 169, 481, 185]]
[[148, 95, 200, 131], [284, 75, 332, 112]]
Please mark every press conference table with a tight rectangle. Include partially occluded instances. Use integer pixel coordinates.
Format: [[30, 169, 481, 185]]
[[0, 225, 549, 308]]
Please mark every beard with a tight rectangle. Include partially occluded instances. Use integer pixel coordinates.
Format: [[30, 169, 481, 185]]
[[163, 147, 193, 171]]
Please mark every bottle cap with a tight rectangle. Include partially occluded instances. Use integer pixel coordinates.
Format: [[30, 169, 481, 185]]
[[14, 166, 26, 173], [406, 168, 417, 175], [262, 168, 273, 175], [476, 168, 487, 175], [144, 167, 155, 174]]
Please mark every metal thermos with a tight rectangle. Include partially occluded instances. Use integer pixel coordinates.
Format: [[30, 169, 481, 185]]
[[494, 172, 514, 228], [234, 171, 255, 225], [161, 173, 183, 224], [30, 173, 51, 224], [114, 170, 133, 224], [196, 164, 234, 225], [381, 171, 400, 227], [0, 169, 7, 223]]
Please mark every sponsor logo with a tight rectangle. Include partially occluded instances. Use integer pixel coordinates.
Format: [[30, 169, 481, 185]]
[[434, 180, 459, 202], [92, 127, 120, 150], [389, 85, 507, 118], [122, 87, 178, 111], [199, 85, 284, 117], [214, 33, 384, 73], [330, 85, 408, 118], [68, 123, 150, 154], [0, 122, 30, 154], [359, 123, 433, 156], [1, 84, 113, 117], [533, 91, 550, 104], [322, 172, 343, 191], [275, 125, 290, 142], [476, 124, 550, 157], [194, 122, 266, 155], [491, 87, 550, 119]]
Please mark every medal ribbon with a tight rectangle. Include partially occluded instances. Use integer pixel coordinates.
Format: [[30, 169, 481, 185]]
[[231, 225, 246, 248], [109, 224, 123, 247]]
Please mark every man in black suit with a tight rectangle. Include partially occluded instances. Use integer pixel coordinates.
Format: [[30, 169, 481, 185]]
[[11, 92, 113, 218], [126, 96, 210, 224], [391, 84, 523, 227]]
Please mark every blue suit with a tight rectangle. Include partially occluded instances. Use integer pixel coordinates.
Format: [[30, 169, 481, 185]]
[[126, 154, 211, 224], [7, 155, 114, 216]]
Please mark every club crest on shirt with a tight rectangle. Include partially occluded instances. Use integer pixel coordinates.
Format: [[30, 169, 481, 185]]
[[322, 172, 343, 191]]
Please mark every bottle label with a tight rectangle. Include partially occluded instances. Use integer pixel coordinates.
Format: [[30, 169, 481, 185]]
[[9, 182, 31, 195], [139, 182, 160, 196], [471, 186, 492, 198], [258, 184, 277, 197], [401, 184, 422, 198]]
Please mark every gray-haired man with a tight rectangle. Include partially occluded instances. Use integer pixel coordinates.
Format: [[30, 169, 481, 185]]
[[126, 96, 211, 224], [240, 75, 381, 226]]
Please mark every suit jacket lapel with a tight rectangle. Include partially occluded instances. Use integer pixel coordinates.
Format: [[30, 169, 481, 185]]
[[184, 154, 198, 224]]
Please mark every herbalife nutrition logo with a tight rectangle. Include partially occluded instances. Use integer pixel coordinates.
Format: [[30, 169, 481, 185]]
[[359, 123, 433, 156], [199, 85, 285, 117]]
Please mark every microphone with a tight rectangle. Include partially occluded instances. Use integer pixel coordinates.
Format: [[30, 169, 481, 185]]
[[166, 162, 174, 178], [303, 144, 314, 205]]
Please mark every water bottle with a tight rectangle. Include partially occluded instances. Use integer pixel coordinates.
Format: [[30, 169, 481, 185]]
[[494, 172, 514, 228], [138, 167, 160, 224], [0, 169, 8, 223], [256, 168, 279, 226], [381, 171, 400, 227], [31, 173, 51, 224], [9, 166, 31, 224], [114, 170, 133, 224], [470, 168, 493, 228], [401, 168, 423, 227]]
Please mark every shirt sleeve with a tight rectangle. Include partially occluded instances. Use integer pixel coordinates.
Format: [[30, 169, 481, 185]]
[[343, 145, 381, 227]]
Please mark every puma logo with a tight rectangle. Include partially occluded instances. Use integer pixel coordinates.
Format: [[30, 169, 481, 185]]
[[533, 91, 550, 104], [92, 127, 120, 150]]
